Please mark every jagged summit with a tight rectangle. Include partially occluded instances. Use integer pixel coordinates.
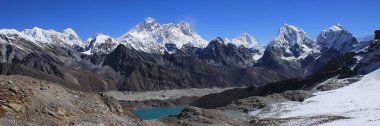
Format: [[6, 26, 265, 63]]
[[118, 17, 208, 53], [368, 30, 380, 51], [274, 24, 311, 46], [84, 33, 120, 54], [282, 23, 304, 32], [0, 28, 36, 43], [267, 24, 317, 60], [144, 17, 156, 24], [316, 24, 357, 52], [205, 37, 224, 48], [20, 27, 85, 51], [224, 32, 263, 49], [63, 28, 81, 40], [127, 17, 161, 33], [214, 36, 224, 43], [326, 24, 344, 31]]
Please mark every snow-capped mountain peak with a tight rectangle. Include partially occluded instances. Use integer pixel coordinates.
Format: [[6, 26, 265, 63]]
[[87, 33, 113, 43], [327, 23, 344, 31], [316, 24, 357, 52], [63, 28, 81, 41], [131, 17, 161, 33], [268, 24, 318, 60], [83, 33, 120, 54], [21, 27, 85, 50], [144, 17, 156, 24], [275, 24, 311, 47], [0, 29, 36, 43], [224, 32, 262, 49], [282, 23, 303, 32], [118, 17, 208, 53], [176, 22, 193, 36], [214, 37, 225, 43], [22, 27, 50, 43]]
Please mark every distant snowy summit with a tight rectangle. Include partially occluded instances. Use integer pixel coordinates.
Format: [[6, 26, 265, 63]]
[[0, 27, 85, 51], [118, 17, 209, 54], [265, 24, 320, 60], [224, 33, 263, 49], [256, 23, 366, 74], [316, 24, 358, 53], [84, 33, 121, 54], [0, 17, 265, 56], [263, 24, 361, 61], [85, 17, 264, 54]]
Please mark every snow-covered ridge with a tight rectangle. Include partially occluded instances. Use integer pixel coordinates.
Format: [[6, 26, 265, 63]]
[[84, 33, 121, 54], [0, 29, 36, 43], [0, 17, 210, 54], [272, 24, 314, 48], [264, 23, 366, 62], [22, 27, 85, 49], [118, 17, 208, 53], [0, 21, 372, 57], [316, 24, 357, 52], [0, 27, 87, 52], [224, 32, 264, 49], [268, 24, 319, 60]]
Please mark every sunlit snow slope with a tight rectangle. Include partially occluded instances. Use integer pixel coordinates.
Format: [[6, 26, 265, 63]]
[[255, 68, 380, 125]]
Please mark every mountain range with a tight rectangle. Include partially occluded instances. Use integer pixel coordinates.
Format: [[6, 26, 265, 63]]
[[0, 17, 373, 91]]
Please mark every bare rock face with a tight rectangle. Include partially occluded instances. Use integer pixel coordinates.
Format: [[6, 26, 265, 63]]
[[280, 90, 313, 102], [99, 92, 124, 115], [368, 30, 380, 51], [375, 30, 380, 39], [181, 38, 257, 67], [20, 53, 64, 78], [0, 44, 27, 63], [160, 106, 247, 126]]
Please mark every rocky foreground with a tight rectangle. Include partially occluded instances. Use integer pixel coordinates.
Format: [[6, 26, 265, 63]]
[[0, 75, 144, 126]]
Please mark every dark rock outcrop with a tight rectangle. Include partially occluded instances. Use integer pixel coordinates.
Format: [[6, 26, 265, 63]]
[[20, 53, 64, 78], [190, 38, 256, 67], [368, 30, 380, 51], [161, 106, 247, 126]]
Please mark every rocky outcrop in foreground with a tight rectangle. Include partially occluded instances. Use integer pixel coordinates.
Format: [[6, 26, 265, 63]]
[[0, 75, 142, 126]]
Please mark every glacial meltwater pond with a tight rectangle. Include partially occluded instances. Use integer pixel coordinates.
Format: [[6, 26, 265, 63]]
[[132, 106, 186, 120]]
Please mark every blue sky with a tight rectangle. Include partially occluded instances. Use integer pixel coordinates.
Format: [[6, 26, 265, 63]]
[[0, 0, 379, 44]]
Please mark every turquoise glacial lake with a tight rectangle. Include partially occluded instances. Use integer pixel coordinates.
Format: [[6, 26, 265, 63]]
[[132, 106, 186, 120]]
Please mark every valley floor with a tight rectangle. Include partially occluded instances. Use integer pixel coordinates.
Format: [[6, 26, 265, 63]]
[[106, 87, 233, 102]]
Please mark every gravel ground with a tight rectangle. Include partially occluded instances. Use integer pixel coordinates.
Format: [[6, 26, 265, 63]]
[[0, 75, 144, 126]]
